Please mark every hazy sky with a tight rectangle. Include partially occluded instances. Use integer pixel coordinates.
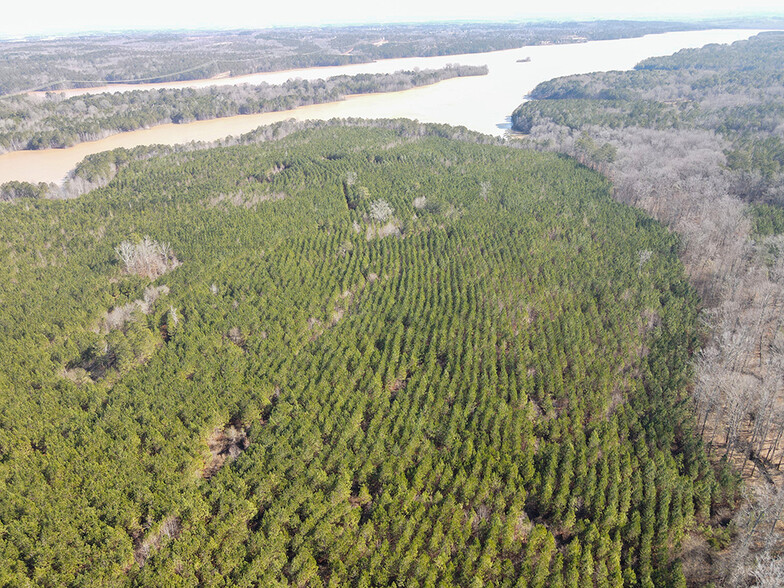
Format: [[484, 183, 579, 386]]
[[3, 0, 783, 38]]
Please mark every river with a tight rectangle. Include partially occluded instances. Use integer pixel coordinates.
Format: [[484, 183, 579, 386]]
[[0, 29, 765, 185]]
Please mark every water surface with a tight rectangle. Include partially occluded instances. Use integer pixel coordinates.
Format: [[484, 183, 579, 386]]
[[1, 29, 765, 184]]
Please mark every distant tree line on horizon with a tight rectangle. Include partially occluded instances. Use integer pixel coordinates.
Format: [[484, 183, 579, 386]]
[[0, 19, 765, 96]]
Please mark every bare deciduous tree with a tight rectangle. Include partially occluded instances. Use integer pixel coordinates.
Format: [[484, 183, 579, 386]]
[[115, 236, 178, 279], [751, 554, 784, 588], [413, 196, 427, 209], [370, 199, 393, 222]]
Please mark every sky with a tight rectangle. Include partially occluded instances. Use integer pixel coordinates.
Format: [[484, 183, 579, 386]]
[[2, 0, 783, 38]]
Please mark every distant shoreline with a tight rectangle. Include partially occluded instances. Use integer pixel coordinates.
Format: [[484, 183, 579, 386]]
[[0, 29, 765, 185], [2, 20, 762, 97]]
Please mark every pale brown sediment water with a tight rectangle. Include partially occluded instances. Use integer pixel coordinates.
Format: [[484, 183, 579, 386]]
[[0, 29, 766, 185]]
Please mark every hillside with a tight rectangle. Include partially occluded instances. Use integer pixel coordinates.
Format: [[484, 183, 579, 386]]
[[0, 21, 723, 95], [511, 32, 784, 584], [0, 125, 723, 585]]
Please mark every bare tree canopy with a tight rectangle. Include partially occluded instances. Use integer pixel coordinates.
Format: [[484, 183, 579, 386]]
[[115, 236, 178, 279]]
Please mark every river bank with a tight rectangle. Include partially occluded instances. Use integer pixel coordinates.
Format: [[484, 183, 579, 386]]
[[0, 29, 765, 184]]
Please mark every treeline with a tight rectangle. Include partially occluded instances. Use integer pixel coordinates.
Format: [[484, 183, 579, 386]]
[[510, 32, 784, 585], [0, 65, 487, 152], [513, 32, 784, 205], [0, 20, 754, 95], [1, 118, 505, 200], [0, 126, 729, 585]]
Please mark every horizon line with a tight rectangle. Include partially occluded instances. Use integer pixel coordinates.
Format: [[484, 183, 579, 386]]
[[3, 14, 784, 42]]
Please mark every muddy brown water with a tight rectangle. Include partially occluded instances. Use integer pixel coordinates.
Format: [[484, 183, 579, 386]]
[[0, 29, 765, 185]]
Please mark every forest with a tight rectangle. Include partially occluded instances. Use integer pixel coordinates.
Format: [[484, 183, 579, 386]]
[[0, 65, 487, 152], [0, 19, 763, 95], [512, 31, 784, 584], [0, 123, 730, 586], [512, 32, 784, 203]]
